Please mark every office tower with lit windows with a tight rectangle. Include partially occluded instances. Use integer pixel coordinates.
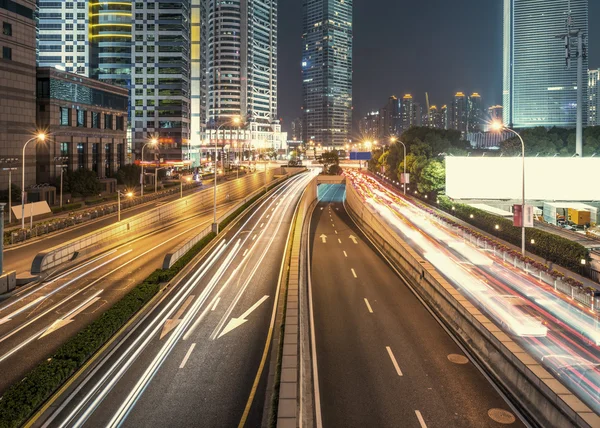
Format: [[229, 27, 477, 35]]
[[190, 0, 207, 163], [400, 94, 414, 132], [131, 1, 191, 163], [206, 0, 284, 150], [503, 0, 588, 128], [590, 70, 599, 126], [302, 0, 353, 147]]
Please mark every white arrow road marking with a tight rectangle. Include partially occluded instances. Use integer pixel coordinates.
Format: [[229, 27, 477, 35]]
[[320, 234, 327, 243], [160, 295, 194, 339], [0, 295, 45, 325], [217, 295, 269, 339], [349, 235, 358, 244], [39, 290, 103, 339]]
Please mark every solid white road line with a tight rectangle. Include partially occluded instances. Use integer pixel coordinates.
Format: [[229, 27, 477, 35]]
[[386, 346, 403, 376], [179, 343, 196, 369], [351, 269, 357, 278], [343, 251, 348, 257], [211, 297, 221, 311], [364, 298, 373, 313], [415, 410, 427, 428], [243, 249, 248, 257]]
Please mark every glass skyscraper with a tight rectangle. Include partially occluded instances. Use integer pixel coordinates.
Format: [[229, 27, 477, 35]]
[[302, 0, 353, 148], [503, 0, 588, 128]]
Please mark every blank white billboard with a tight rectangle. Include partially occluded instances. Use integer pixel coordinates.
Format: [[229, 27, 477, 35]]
[[445, 157, 600, 201]]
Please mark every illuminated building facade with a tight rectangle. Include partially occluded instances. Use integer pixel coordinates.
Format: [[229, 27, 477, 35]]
[[590, 70, 599, 126], [302, 0, 353, 147], [503, 0, 588, 128]]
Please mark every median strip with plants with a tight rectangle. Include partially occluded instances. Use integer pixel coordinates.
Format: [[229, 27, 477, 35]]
[[0, 188, 271, 428]]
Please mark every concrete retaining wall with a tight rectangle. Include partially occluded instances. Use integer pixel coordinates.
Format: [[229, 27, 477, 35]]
[[31, 170, 283, 274], [345, 183, 599, 428]]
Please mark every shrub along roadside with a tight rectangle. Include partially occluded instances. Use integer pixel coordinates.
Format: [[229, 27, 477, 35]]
[[435, 195, 589, 272], [0, 186, 275, 428]]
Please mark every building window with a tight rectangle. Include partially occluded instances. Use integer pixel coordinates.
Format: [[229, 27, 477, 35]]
[[60, 107, 71, 126], [104, 114, 113, 129], [77, 143, 85, 170], [116, 115, 124, 131], [92, 143, 99, 173], [2, 22, 12, 36], [91, 112, 99, 129], [77, 110, 86, 127], [60, 142, 69, 157], [2, 46, 12, 60], [117, 143, 124, 170]]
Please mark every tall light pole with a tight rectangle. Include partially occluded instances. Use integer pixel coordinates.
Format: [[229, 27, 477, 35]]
[[492, 121, 526, 256], [1, 158, 18, 223], [21, 133, 46, 230], [54, 156, 68, 208], [117, 190, 133, 222], [209, 117, 241, 234], [140, 138, 158, 197], [390, 137, 407, 195]]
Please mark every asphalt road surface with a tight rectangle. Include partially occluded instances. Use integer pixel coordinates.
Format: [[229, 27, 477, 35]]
[[309, 184, 525, 428], [34, 171, 315, 428]]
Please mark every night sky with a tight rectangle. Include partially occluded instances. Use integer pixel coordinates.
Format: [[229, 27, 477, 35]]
[[278, 0, 600, 132]]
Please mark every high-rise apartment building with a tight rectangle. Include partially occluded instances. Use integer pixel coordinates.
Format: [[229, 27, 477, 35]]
[[37, 0, 91, 76], [207, 0, 284, 149], [429, 106, 445, 129], [359, 111, 380, 140], [0, 0, 37, 191], [441, 105, 449, 130], [590, 70, 599, 126], [131, 1, 191, 163], [400, 94, 414, 132], [190, 0, 207, 163], [468, 93, 483, 132], [382, 96, 399, 137], [451, 92, 468, 133], [503, 0, 588, 128], [302, 0, 353, 147]]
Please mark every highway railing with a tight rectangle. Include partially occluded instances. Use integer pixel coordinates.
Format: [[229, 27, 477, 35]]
[[31, 170, 286, 275], [344, 182, 599, 428]]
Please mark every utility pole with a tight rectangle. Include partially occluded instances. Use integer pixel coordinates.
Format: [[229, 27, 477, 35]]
[[556, 5, 586, 157]]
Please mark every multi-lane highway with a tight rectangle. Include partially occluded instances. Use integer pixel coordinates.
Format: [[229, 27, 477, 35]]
[[0, 201, 239, 394], [346, 170, 600, 416], [309, 183, 524, 427], [32, 171, 314, 428]]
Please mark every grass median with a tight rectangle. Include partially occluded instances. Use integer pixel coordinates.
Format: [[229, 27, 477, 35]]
[[0, 187, 273, 428]]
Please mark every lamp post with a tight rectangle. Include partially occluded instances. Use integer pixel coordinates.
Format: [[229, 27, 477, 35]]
[[140, 138, 158, 197], [492, 121, 526, 255], [117, 190, 133, 222], [1, 158, 18, 223], [390, 137, 407, 195], [54, 156, 69, 208], [21, 133, 46, 230], [209, 117, 241, 234]]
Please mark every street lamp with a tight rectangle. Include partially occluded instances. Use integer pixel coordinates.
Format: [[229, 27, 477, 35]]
[[209, 116, 241, 234], [117, 190, 133, 222], [140, 137, 158, 197], [390, 136, 407, 195], [21, 133, 46, 230], [1, 158, 18, 223], [54, 156, 69, 209], [492, 120, 526, 256]]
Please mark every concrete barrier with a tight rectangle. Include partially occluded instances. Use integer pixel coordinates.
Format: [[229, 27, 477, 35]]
[[344, 183, 600, 428], [31, 170, 286, 274]]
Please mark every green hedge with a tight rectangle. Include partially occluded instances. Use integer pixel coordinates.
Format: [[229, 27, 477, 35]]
[[51, 203, 83, 214], [436, 196, 589, 272], [0, 177, 287, 428]]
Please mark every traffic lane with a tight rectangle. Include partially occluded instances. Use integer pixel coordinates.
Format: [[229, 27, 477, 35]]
[[42, 174, 309, 428], [83, 176, 303, 428], [311, 201, 524, 428], [0, 206, 234, 394]]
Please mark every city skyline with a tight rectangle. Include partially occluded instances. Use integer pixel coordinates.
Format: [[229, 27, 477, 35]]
[[278, 0, 600, 132]]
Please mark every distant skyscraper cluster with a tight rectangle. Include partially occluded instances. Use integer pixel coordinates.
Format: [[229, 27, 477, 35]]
[[503, 0, 589, 128], [359, 91, 485, 141], [302, 0, 353, 148]]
